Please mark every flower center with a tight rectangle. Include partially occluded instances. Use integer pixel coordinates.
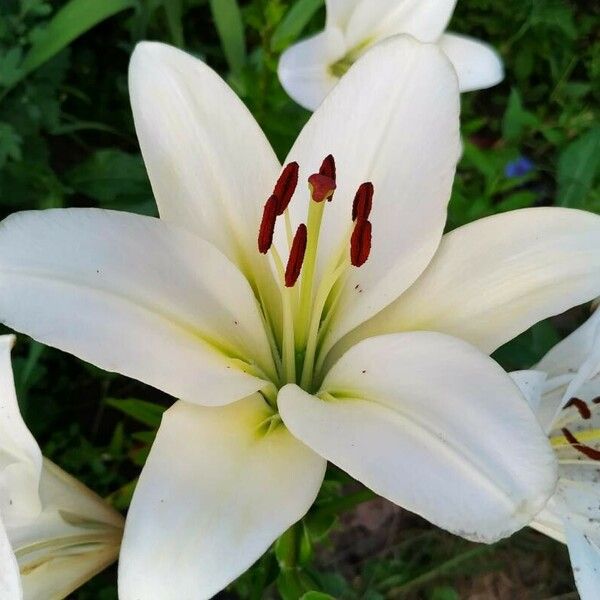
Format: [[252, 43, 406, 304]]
[[329, 39, 374, 78], [550, 395, 600, 462], [257, 156, 374, 393]]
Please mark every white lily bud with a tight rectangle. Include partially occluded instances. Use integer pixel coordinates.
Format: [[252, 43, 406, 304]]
[[0, 335, 123, 600]]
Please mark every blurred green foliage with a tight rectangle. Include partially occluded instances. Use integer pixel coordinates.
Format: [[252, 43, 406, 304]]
[[0, 0, 598, 597]]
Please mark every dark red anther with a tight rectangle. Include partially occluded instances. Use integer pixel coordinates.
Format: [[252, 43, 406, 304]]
[[285, 224, 308, 287], [273, 162, 299, 215], [564, 397, 592, 420], [350, 219, 372, 267], [352, 182, 374, 221], [308, 173, 336, 202], [258, 195, 278, 254], [593, 396, 600, 404], [319, 155, 336, 189], [562, 428, 600, 461]]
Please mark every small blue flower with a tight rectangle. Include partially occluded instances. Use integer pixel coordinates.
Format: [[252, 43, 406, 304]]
[[505, 156, 535, 178]]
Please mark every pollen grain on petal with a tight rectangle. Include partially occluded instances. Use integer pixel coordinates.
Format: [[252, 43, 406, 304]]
[[308, 173, 336, 202], [273, 162, 299, 215], [352, 182, 374, 221], [285, 224, 307, 287], [258, 194, 279, 254], [350, 218, 372, 267], [564, 397, 592, 420], [561, 427, 600, 461]]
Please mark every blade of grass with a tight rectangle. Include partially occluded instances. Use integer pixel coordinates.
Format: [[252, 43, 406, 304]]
[[271, 0, 323, 52], [209, 0, 246, 74]]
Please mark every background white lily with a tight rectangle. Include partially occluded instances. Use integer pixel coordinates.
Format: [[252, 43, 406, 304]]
[[511, 309, 600, 599], [0, 37, 600, 599], [0, 335, 123, 600], [278, 0, 504, 110]]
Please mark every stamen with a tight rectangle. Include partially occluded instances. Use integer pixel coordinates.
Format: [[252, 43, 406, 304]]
[[350, 218, 372, 267], [308, 173, 336, 202], [273, 162, 299, 215], [352, 182, 374, 221], [564, 397, 592, 420], [561, 428, 600, 461], [285, 224, 307, 287], [258, 195, 279, 254], [593, 396, 600, 404], [319, 155, 336, 199]]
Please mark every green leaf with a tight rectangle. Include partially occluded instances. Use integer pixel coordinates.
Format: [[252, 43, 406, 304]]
[[162, 0, 185, 47], [271, 0, 324, 51], [19, 0, 136, 81], [300, 593, 336, 600], [502, 88, 539, 142], [106, 398, 166, 428], [0, 122, 23, 167], [209, 0, 246, 74], [557, 127, 600, 208]]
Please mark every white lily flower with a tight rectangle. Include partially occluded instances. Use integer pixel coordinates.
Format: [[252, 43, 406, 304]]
[[278, 0, 504, 110], [0, 37, 599, 598], [512, 309, 600, 599], [0, 335, 123, 599]]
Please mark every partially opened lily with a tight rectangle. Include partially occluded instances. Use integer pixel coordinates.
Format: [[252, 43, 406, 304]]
[[278, 0, 504, 110], [512, 309, 600, 599], [0, 335, 123, 599], [0, 37, 600, 599]]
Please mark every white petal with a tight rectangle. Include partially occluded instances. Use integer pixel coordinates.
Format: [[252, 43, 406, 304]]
[[0, 335, 42, 528], [537, 308, 600, 378], [0, 520, 21, 599], [278, 29, 346, 111], [565, 523, 600, 600], [0, 209, 275, 406], [119, 396, 325, 600], [340, 208, 600, 358], [509, 370, 560, 433], [345, 0, 458, 48], [12, 460, 123, 600], [325, 0, 360, 28], [279, 332, 557, 543], [439, 33, 504, 92], [129, 42, 280, 292], [530, 503, 567, 544], [284, 36, 460, 348]]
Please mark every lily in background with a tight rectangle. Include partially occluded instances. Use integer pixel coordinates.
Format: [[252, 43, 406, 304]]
[[0, 335, 123, 599], [1, 36, 600, 599], [512, 309, 600, 599], [278, 0, 504, 110]]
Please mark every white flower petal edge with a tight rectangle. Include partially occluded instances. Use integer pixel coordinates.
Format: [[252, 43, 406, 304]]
[[438, 33, 504, 92], [279, 332, 557, 543], [129, 42, 280, 275], [336, 208, 600, 362], [0, 335, 42, 527], [0, 519, 20, 598], [0, 209, 275, 406], [277, 29, 346, 112], [284, 36, 461, 349], [119, 396, 326, 600], [564, 523, 600, 599]]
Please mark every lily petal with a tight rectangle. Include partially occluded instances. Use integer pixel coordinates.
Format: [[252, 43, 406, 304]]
[[0, 335, 42, 527], [339, 208, 600, 359], [278, 29, 346, 111], [285, 36, 460, 348], [325, 0, 360, 29], [129, 42, 280, 292], [439, 33, 504, 92], [345, 0, 458, 47], [119, 396, 326, 600], [0, 521, 20, 599], [279, 332, 557, 543], [565, 522, 600, 600], [0, 209, 274, 406]]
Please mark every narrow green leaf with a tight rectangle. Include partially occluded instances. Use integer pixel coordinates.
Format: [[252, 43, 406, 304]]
[[271, 0, 324, 52], [209, 0, 246, 73], [557, 127, 600, 208], [162, 0, 185, 47], [106, 397, 166, 428], [20, 0, 136, 80], [300, 593, 336, 600]]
